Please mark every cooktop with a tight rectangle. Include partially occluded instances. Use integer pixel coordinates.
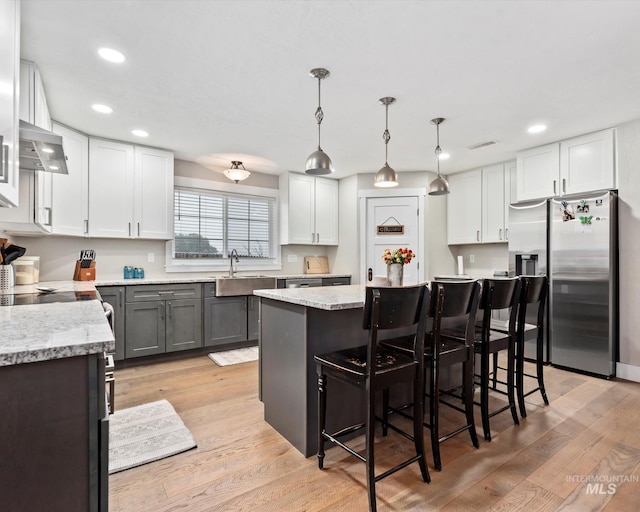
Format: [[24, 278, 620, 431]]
[[0, 290, 101, 307]]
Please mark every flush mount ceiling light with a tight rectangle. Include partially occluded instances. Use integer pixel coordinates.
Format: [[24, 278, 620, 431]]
[[305, 68, 333, 175], [528, 124, 547, 134], [92, 103, 113, 114], [98, 47, 126, 63], [223, 160, 251, 184], [374, 97, 399, 188], [428, 117, 450, 196], [131, 129, 149, 137]]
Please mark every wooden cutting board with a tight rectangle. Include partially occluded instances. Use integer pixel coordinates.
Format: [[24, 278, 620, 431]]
[[304, 256, 329, 274]]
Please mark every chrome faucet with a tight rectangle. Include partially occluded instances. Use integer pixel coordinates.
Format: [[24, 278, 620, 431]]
[[229, 249, 239, 277]]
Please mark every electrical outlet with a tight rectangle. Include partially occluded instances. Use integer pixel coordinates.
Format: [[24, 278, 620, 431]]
[[469, 254, 475, 263], [147, 252, 155, 263], [287, 254, 298, 263]]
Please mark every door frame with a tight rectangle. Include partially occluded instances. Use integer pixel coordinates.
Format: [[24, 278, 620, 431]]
[[359, 187, 426, 285]]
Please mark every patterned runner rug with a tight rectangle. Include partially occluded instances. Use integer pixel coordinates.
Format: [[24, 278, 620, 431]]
[[109, 399, 196, 474], [208, 346, 259, 366]]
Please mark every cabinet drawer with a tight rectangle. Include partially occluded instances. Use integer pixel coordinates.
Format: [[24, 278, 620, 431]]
[[126, 283, 202, 302], [322, 277, 351, 286]]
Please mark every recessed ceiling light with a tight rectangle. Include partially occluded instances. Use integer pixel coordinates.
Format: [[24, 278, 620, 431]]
[[131, 129, 149, 137], [528, 124, 547, 134], [98, 47, 126, 63], [92, 104, 113, 114], [438, 152, 450, 160]]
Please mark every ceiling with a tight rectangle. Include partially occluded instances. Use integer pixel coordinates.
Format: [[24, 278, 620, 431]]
[[20, 0, 640, 180]]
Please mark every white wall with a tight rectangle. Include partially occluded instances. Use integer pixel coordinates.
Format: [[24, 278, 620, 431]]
[[616, 119, 640, 379]]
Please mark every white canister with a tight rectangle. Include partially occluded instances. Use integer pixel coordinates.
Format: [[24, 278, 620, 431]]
[[13, 256, 40, 285]]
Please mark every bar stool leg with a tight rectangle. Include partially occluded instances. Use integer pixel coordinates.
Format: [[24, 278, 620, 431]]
[[366, 384, 377, 512], [480, 346, 492, 442], [382, 388, 390, 436], [317, 372, 327, 469], [507, 338, 520, 425], [536, 336, 549, 406], [491, 352, 498, 390], [429, 359, 443, 471], [463, 354, 479, 448]]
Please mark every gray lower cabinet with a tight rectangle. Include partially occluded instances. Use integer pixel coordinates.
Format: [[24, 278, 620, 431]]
[[125, 283, 202, 358], [322, 277, 351, 286], [96, 285, 125, 361], [203, 282, 260, 347]]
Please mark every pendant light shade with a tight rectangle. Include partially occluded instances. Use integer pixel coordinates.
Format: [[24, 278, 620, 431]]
[[374, 97, 399, 188], [223, 161, 251, 183], [305, 68, 334, 175], [428, 117, 450, 196]]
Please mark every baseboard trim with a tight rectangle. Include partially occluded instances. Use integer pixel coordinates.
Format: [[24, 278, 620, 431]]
[[616, 362, 640, 383]]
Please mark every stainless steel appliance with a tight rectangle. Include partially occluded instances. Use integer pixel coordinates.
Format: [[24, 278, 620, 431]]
[[508, 200, 549, 361], [508, 191, 618, 377], [549, 191, 618, 377]]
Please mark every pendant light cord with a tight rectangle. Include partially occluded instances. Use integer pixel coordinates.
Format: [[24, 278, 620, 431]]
[[384, 103, 390, 164], [435, 122, 441, 177], [315, 77, 323, 150]]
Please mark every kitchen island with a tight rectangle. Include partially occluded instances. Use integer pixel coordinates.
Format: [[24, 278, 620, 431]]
[[0, 282, 114, 512], [255, 285, 369, 457]]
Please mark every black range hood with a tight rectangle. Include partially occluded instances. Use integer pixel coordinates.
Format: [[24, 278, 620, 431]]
[[18, 120, 69, 175]]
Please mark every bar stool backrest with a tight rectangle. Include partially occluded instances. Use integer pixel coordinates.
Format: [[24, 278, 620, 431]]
[[517, 275, 548, 339], [480, 278, 521, 338], [430, 280, 481, 347]]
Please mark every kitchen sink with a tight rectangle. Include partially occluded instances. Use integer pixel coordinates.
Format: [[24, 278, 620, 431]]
[[215, 275, 277, 296]]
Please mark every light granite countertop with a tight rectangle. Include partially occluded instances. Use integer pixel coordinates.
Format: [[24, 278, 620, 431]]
[[94, 273, 350, 286], [254, 284, 366, 311], [0, 280, 114, 366], [0, 299, 115, 367]]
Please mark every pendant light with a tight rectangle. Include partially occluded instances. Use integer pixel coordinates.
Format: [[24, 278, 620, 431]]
[[374, 97, 399, 188], [428, 117, 450, 195], [305, 68, 333, 175], [223, 161, 251, 183]]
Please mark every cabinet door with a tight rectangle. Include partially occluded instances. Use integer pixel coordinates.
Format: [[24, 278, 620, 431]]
[[482, 164, 506, 243], [96, 286, 126, 361], [247, 295, 260, 341], [125, 301, 165, 358], [88, 138, 135, 238], [203, 296, 248, 347], [287, 173, 316, 244], [51, 123, 89, 236], [504, 160, 516, 242], [33, 67, 52, 130], [0, 0, 20, 207], [134, 146, 174, 239], [166, 298, 202, 352], [560, 128, 615, 195], [314, 177, 339, 245], [447, 169, 482, 245], [34, 170, 52, 232], [516, 143, 559, 202]]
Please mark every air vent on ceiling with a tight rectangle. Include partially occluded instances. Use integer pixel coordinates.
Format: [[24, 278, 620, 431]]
[[466, 140, 498, 150]]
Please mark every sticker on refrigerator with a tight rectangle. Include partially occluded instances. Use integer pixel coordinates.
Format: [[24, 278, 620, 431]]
[[560, 201, 575, 222]]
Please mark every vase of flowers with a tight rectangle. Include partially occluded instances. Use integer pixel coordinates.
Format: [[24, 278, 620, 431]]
[[382, 248, 415, 287]]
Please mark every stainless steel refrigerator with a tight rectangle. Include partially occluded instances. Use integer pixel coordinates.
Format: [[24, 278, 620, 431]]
[[508, 190, 618, 377]]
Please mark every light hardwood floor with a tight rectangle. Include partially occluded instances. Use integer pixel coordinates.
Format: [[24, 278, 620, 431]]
[[109, 356, 640, 512]]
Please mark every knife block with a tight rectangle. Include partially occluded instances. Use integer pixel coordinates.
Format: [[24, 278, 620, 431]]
[[73, 261, 96, 281]]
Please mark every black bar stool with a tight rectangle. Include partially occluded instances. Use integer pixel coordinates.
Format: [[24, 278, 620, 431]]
[[382, 279, 481, 471], [314, 284, 430, 512]]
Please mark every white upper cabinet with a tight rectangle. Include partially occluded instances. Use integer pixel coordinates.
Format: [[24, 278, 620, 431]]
[[51, 122, 89, 236], [20, 60, 52, 131], [447, 161, 514, 245], [482, 163, 507, 243], [516, 128, 615, 202], [516, 142, 559, 202], [280, 173, 339, 245], [0, 0, 20, 207], [447, 169, 482, 245], [134, 145, 174, 239], [560, 129, 615, 195], [88, 138, 174, 239]]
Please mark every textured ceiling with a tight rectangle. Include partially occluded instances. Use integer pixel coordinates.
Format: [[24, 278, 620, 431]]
[[20, 0, 640, 180]]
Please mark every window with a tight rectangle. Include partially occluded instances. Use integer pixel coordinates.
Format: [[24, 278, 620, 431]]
[[173, 187, 277, 262]]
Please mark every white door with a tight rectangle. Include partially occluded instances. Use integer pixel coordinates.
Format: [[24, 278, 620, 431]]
[[364, 195, 421, 285]]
